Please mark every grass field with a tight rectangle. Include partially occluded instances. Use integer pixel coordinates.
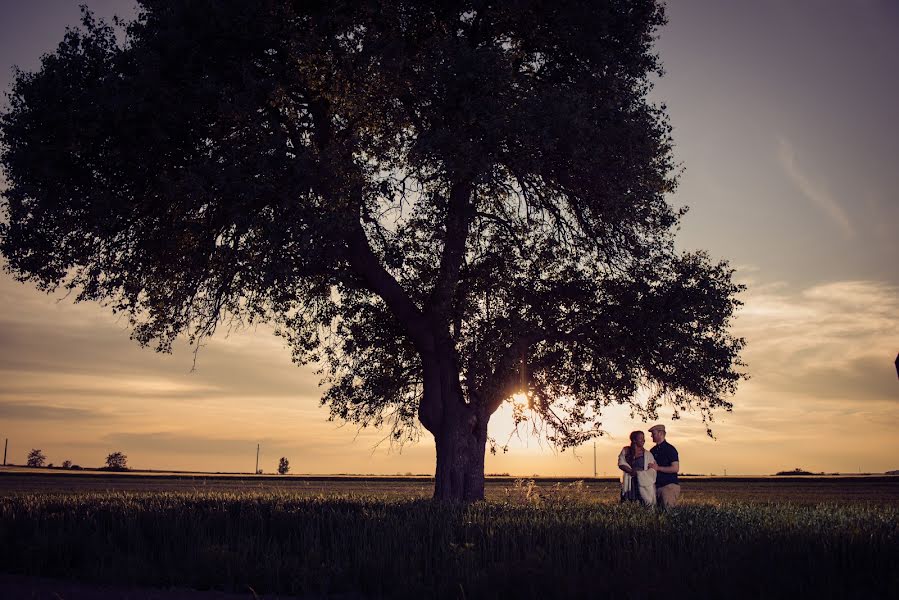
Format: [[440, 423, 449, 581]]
[[1, 471, 897, 598], [3, 469, 897, 504]]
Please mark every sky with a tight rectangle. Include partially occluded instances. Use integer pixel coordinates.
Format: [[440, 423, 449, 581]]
[[0, 1, 897, 476]]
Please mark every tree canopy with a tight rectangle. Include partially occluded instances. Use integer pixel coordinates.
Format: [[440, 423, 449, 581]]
[[26, 449, 47, 468], [1, 0, 745, 500], [104, 451, 129, 470]]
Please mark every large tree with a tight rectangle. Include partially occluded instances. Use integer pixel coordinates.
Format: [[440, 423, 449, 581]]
[[1, 0, 744, 501]]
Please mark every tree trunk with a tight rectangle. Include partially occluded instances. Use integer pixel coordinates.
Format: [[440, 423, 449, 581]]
[[424, 351, 489, 502], [433, 397, 488, 502]]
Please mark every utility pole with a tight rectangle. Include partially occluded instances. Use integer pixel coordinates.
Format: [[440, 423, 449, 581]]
[[3, 438, 7, 466], [593, 441, 597, 478], [255, 443, 260, 475]]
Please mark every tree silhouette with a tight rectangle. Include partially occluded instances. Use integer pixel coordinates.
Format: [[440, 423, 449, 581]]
[[26, 449, 46, 468], [0, 1, 745, 501], [104, 452, 128, 471], [278, 457, 290, 475]]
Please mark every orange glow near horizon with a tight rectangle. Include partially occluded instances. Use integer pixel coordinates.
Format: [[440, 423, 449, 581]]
[[1, 266, 898, 477]]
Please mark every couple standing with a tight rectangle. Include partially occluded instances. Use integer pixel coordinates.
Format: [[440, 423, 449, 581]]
[[617, 424, 680, 508]]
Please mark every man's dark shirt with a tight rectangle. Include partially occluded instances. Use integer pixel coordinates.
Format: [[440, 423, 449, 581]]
[[651, 440, 679, 488]]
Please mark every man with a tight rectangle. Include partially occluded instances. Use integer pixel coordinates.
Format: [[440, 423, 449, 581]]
[[648, 424, 680, 508]]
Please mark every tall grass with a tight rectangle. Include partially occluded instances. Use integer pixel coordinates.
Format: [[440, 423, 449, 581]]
[[1, 488, 896, 598]]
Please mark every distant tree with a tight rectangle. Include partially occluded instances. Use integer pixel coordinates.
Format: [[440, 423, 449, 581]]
[[47, 462, 54, 468], [775, 468, 813, 476], [0, 1, 746, 501], [104, 451, 128, 471], [26, 449, 46, 468], [278, 457, 290, 475], [62, 460, 73, 469]]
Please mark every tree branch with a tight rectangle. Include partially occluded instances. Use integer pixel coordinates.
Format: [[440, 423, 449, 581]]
[[426, 179, 474, 324], [345, 225, 431, 351]]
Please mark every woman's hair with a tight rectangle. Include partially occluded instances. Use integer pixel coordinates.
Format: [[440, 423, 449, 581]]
[[625, 430, 644, 463]]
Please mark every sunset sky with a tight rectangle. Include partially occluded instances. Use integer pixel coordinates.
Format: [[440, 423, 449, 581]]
[[1, 1, 897, 477]]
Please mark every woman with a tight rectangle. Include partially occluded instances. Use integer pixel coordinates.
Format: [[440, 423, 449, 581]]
[[618, 430, 657, 505]]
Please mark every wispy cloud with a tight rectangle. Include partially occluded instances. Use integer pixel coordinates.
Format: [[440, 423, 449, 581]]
[[0, 371, 223, 399], [100, 432, 294, 456], [0, 401, 100, 421], [777, 136, 855, 239], [736, 278, 898, 397]]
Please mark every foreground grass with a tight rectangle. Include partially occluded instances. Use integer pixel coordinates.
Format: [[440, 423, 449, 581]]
[[1, 490, 896, 598]]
